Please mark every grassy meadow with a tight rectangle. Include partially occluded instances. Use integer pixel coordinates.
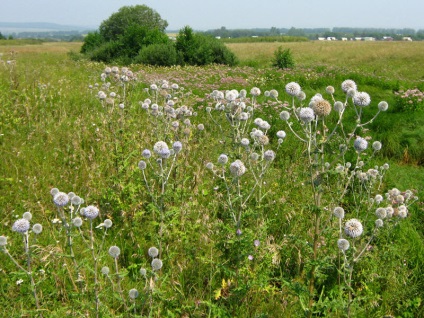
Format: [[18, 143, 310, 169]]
[[1, 40, 424, 317]]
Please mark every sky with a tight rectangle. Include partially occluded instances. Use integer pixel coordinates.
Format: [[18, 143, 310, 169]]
[[1, 0, 423, 31]]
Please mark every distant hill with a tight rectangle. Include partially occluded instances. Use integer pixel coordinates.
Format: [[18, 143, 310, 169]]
[[0, 22, 96, 34]]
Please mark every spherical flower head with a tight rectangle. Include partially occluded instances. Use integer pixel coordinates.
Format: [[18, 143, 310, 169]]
[[142, 149, 151, 159], [148, 246, 159, 258], [341, 80, 357, 93], [153, 141, 169, 155], [150, 84, 158, 90], [101, 266, 110, 275], [264, 90, 270, 97], [239, 89, 247, 98], [138, 160, 147, 170], [53, 192, 69, 207], [264, 150, 276, 162], [285, 82, 301, 96], [378, 101, 389, 111], [354, 137, 368, 152], [353, 91, 371, 107], [151, 258, 163, 271], [375, 219, 384, 228], [270, 89, 279, 99], [372, 141, 382, 151], [32, 223, 43, 234], [259, 120, 271, 131], [374, 194, 383, 204], [84, 205, 99, 220], [334, 101, 345, 113], [280, 111, 290, 121], [337, 238, 350, 251], [218, 154, 229, 165], [298, 107, 315, 123], [0, 235, 8, 246], [386, 206, 394, 218], [23, 212, 32, 221], [375, 207, 387, 219], [254, 239, 260, 247], [50, 188, 60, 196], [109, 246, 121, 258], [230, 160, 246, 177], [197, 124, 205, 131], [312, 100, 332, 117], [12, 218, 30, 233], [344, 219, 363, 238], [250, 87, 261, 97], [72, 217, 83, 227], [276, 130, 286, 139], [333, 207, 345, 219], [173, 141, 183, 154], [326, 86, 335, 94], [250, 153, 260, 161], [225, 91, 237, 102], [310, 93, 323, 104], [205, 162, 214, 170], [257, 135, 269, 146], [129, 288, 139, 299], [139, 268, 147, 276], [103, 219, 113, 229], [241, 138, 250, 147]]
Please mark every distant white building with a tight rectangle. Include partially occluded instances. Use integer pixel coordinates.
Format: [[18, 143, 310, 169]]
[[341, 37, 348, 41], [364, 37, 376, 41], [318, 37, 325, 41], [326, 37, 337, 41], [403, 37, 413, 41], [354, 37, 363, 41]]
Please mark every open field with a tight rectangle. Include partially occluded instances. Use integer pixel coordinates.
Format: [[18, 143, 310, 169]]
[[1, 41, 424, 317]]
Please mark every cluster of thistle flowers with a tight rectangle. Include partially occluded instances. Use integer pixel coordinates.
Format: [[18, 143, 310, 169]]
[[139, 140, 183, 166], [206, 87, 262, 130], [277, 80, 388, 146], [334, 187, 418, 254], [101, 246, 163, 301], [90, 66, 136, 109], [0, 211, 43, 249], [334, 160, 389, 188], [50, 188, 112, 229]]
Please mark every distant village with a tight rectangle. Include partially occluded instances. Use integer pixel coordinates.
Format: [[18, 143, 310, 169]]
[[317, 36, 413, 41]]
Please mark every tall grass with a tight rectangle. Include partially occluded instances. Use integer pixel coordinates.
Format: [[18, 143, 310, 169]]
[[0, 42, 423, 317]]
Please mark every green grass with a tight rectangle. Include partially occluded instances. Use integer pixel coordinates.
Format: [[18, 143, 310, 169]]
[[0, 42, 423, 317]]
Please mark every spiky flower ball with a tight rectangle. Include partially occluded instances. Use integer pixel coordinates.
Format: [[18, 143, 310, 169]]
[[285, 82, 301, 96], [108, 246, 121, 258], [269, 89, 279, 99], [101, 266, 110, 275], [312, 100, 332, 117], [334, 101, 345, 113], [138, 160, 147, 170], [375, 208, 387, 219], [280, 111, 290, 121], [230, 160, 246, 177], [298, 107, 315, 123], [72, 217, 83, 227], [353, 92, 371, 107], [53, 192, 69, 207], [333, 207, 345, 219], [173, 141, 183, 154], [337, 238, 350, 251], [264, 150, 276, 162], [218, 154, 229, 165], [84, 205, 99, 220], [372, 141, 382, 151], [241, 138, 250, 147], [129, 288, 139, 299], [148, 247, 159, 258], [344, 219, 363, 238], [151, 258, 163, 271], [250, 87, 261, 97], [354, 137, 368, 152], [326, 86, 335, 94], [341, 79, 357, 93], [32, 224, 43, 234], [103, 219, 113, 229], [375, 219, 384, 228], [378, 101, 389, 111], [12, 219, 30, 233]]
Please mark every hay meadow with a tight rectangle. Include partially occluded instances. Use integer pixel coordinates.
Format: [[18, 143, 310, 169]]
[[1, 40, 424, 317]]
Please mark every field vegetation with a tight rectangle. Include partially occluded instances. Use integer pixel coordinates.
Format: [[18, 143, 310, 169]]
[[1, 40, 424, 317]]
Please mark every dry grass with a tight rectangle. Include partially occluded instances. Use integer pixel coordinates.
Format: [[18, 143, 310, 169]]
[[226, 41, 424, 81]]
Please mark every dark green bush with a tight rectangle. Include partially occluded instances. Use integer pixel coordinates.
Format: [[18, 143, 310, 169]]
[[136, 43, 177, 66], [87, 41, 122, 63], [80, 31, 104, 54], [272, 46, 295, 69], [175, 26, 237, 66]]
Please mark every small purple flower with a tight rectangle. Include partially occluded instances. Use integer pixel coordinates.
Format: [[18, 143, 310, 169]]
[[254, 240, 260, 247], [236, 229, 242, 236], [248, 255, 254, 261]]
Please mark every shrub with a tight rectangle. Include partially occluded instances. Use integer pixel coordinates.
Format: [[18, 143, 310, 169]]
[[136, 43, 177, 66], [80, 31, 104, 54], [272, 46, 295, 69], [175, 26, 238, 66], [88, 41, 122, 63]]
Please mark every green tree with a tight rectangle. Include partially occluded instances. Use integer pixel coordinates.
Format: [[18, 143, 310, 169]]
[[0, 32, 6, 40], [272, 46, 295, 69], [99, 5, 168, 42]]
